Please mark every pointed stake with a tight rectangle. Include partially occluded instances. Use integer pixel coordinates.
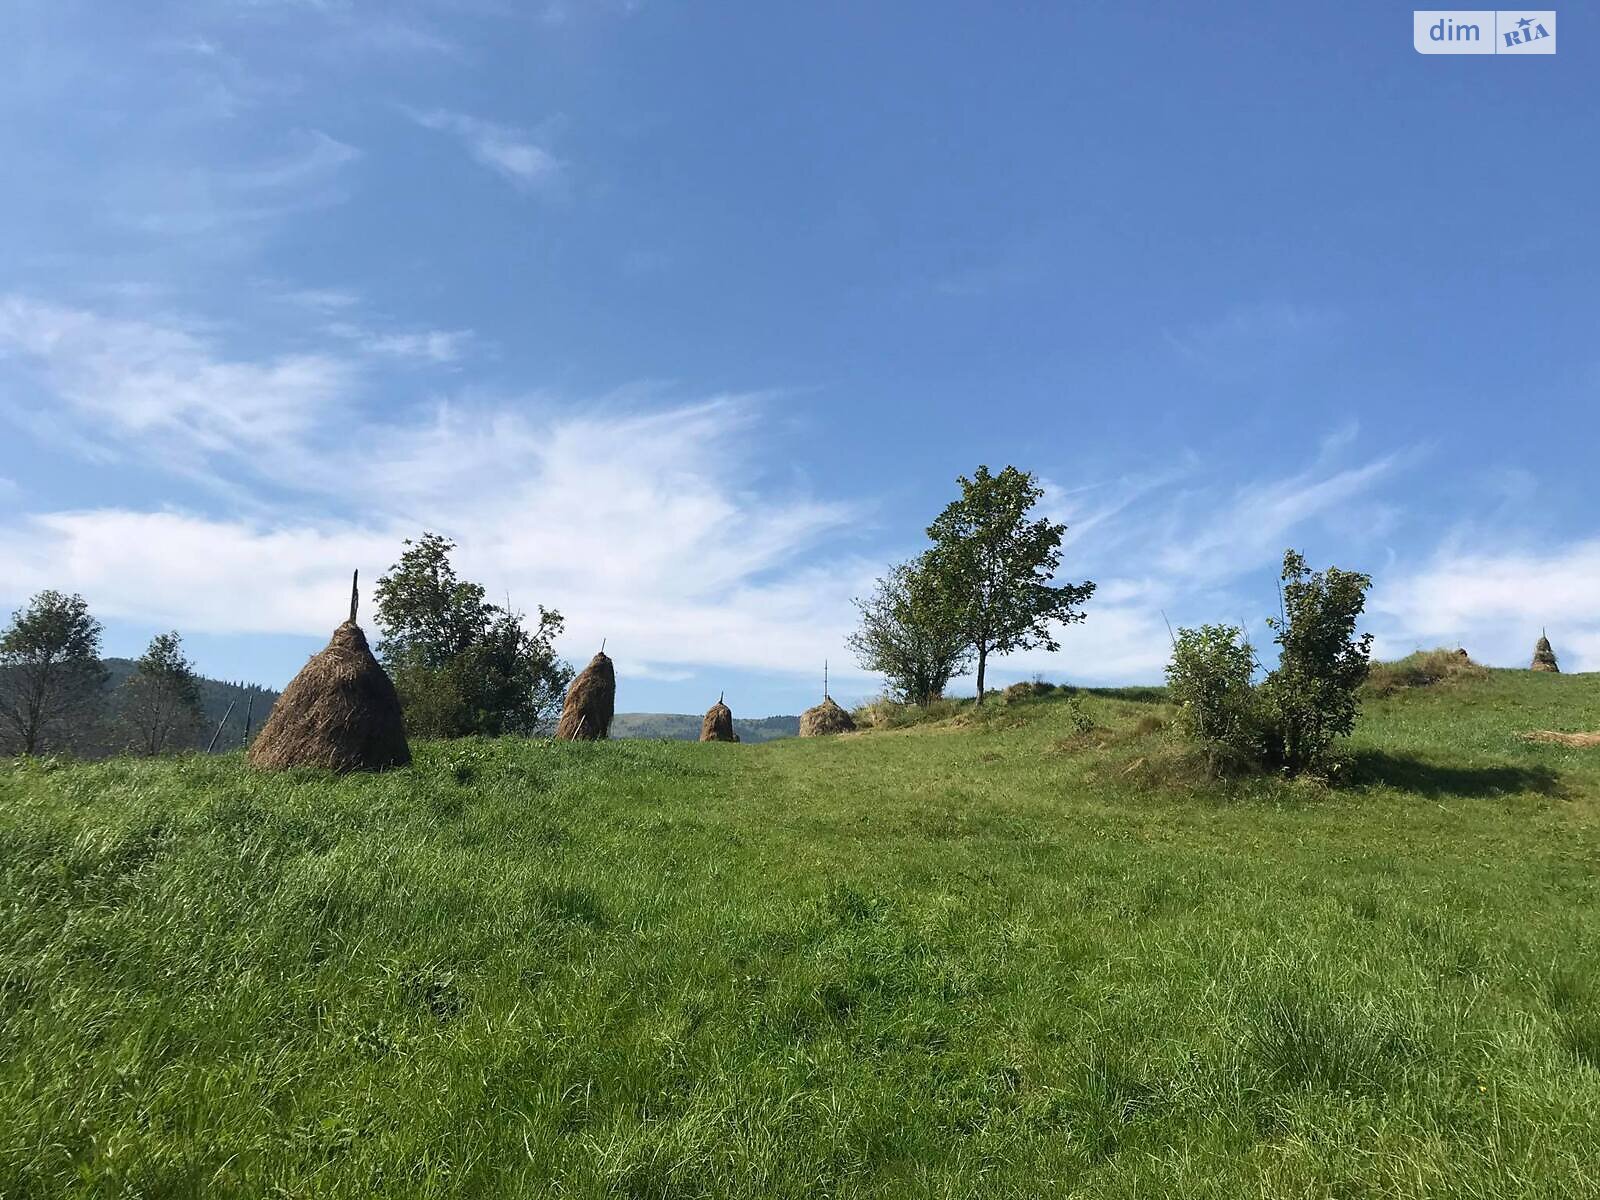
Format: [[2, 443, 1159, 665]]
[[824, 659, 829, 700], [599, 637, 607, 655], [349, 570, 360, 624], [207, 700, 237, 754], [719, 690, 724, 705]]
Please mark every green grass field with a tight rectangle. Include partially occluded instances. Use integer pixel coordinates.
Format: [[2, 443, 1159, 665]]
[[4, 669, 1599, 1198]]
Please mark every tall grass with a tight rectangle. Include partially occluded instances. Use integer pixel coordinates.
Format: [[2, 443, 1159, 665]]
[[3, 670, 1598, 1197]]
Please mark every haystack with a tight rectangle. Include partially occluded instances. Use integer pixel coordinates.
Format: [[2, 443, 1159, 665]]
[[248, 572, 410, 773], [800, 695, 855, 737], [1532, 632, 1560, 673], [700, 693, 739, 742], [556, 649, 615, 740]]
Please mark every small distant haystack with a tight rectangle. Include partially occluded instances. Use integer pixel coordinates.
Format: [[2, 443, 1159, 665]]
[[556, 649, 615, 740], [1532, 631, 1560, 673], [700, 693, 739, 743], [800, 662, 856, 737], [248, 572, 410, 773], [800, 696, 855, 737]]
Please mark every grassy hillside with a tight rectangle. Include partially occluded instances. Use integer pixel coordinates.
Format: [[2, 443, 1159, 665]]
[[611, 712, 801, 742], [3, 669, 1599, 1197]]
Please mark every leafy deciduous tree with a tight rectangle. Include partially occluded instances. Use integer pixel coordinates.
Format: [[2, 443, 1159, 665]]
[[1262, 549, 1374, 776], [923, 465, 1094, 702], [848, 555, 972, 706], [0, 590, 107, 756], [120, 631, 204, 756], [373, 534, 572, 738]]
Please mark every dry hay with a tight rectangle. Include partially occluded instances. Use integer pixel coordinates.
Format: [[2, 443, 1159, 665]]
[[556, 651, 615, 741], [1522, 730, 1600, 748], [1365, 648, 1489, 696], [799, 695, 856, 737], [1532, 634, 1560, 673], [247, 621, 410, 773], [1004, 680, 1056, 703], [700, 695, 739, 742]]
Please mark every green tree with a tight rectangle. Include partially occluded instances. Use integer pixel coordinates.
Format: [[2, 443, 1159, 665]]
[[1262, 549, 1374, 776], [0, 590, 107, 756], [923, 465, 1094, 702], [120, 632, 204, 756], [848, 554, 972, 706], [373, 534, 572, 738]]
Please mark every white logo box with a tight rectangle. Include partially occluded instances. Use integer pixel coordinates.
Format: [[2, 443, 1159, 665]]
[[1414, 10, 1556, 54]]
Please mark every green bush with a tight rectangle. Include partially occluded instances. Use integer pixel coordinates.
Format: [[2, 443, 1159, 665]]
[[1167, 551, 1375, 779], [1165, 624, 1262, 775]]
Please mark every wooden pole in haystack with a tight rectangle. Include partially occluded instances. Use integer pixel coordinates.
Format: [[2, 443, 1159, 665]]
[[800, 659, 855, 737]]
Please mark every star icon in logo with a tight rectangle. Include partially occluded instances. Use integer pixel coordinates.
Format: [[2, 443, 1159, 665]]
[[1517, 15, 1534, 29]]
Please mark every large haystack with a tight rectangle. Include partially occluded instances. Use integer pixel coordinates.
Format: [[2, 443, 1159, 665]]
[[800, 695, 855, 737], [700, 694, 739, 742], [248, 574, 410, 772], [556, 650, 615, 740], [1532, 632, 1560, 673]]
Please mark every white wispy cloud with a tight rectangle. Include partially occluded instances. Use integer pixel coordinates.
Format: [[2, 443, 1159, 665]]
[[0, 296, 354, 477], [276, 287, 362, 313], [111, 129, 360, 237], [409, 109, 562, 192], [325, 322, 473, 363], [1164, 301, 1341, 380], [0, 298, 860, 684], [1154, 456, 1401, 583], [1371, 540, 1600, 670]]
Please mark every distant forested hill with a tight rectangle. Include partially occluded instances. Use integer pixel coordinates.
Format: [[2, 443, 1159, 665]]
[[610, 713, 800, 742], [98, 659, 280, 753]]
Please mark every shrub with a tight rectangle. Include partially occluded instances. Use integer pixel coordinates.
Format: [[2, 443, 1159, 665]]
[[1261, 551, 1374, 777], [1165, 624, 1262, 775], [1166, 551, 1375, 779]]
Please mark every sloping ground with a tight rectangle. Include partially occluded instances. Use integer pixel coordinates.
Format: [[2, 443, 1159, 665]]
[[2, 671, 1598, 1197]]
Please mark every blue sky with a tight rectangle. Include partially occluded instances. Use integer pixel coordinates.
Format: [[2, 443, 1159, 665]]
[[1, 1, 1595, 716]]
